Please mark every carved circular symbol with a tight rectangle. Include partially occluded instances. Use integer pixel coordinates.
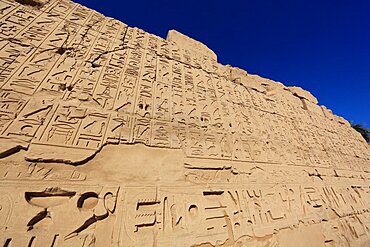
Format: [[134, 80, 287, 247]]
[[188, 204, 198, 218], [77, 192, 99, 210]]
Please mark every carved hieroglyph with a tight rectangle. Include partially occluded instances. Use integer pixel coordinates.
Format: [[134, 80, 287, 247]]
[[0, 0, 369, 246]]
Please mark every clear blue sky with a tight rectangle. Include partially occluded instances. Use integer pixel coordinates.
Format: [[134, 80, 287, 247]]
[[74, 0, 369, 127]]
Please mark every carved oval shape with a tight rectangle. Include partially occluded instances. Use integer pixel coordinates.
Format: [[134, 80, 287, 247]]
[[188, 204, 198, 218], [104, 192, 116, 213], [77, 192, 99, 210], [21, 124, 33, 134], [0, 194, 12, 230]]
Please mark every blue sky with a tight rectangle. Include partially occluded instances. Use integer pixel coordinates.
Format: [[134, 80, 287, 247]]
[[74, 0, 369, 127]]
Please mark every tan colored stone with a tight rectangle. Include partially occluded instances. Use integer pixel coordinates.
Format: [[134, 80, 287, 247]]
[[0, 0, 369, 246], [167, 29, 217, 61], [288, 86, 319, 104]]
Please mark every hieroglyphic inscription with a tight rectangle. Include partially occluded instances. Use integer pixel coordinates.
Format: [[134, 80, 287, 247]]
[[0, 0, 368, 168], [0, 183, 119, 246], [122, 185, 370, 246], [0, 0, 369, 246]]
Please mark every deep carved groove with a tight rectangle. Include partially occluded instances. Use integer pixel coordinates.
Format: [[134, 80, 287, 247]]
[[15, 0, 43, 8], [77, 192, 99, 210]]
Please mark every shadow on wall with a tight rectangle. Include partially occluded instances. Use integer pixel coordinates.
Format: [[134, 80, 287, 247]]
[[15, 0, 44, 8]]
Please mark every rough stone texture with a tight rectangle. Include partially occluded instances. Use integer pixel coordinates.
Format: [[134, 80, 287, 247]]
[[0, 0, 369, 246]]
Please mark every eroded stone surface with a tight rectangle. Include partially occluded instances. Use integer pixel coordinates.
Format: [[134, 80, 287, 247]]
[[0, 0, 369, 246]]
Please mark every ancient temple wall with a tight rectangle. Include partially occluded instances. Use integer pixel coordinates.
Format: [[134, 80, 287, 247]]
[[0, 0, 369, 246]]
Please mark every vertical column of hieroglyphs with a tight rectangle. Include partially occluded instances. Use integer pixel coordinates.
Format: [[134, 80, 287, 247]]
[[210, 70, 250, 162], [133, 29, 156, 146], [124, 27, 153, 145], [0, 0, 79, 153], [20, 2, 101, 162], [92, 18, 128, 146], [22, 2, 130, 163], [170, 47, 187, 149], [151, 35, 172, 148]]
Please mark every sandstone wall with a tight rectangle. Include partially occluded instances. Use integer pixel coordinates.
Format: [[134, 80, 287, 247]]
[[0, 0, 369, 246]]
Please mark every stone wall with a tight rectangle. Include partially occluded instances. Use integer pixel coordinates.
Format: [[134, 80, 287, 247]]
[[0, 0, 369, 246]]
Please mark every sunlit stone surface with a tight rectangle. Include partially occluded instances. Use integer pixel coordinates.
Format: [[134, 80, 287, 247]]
[[0, 0, 369, 246]]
